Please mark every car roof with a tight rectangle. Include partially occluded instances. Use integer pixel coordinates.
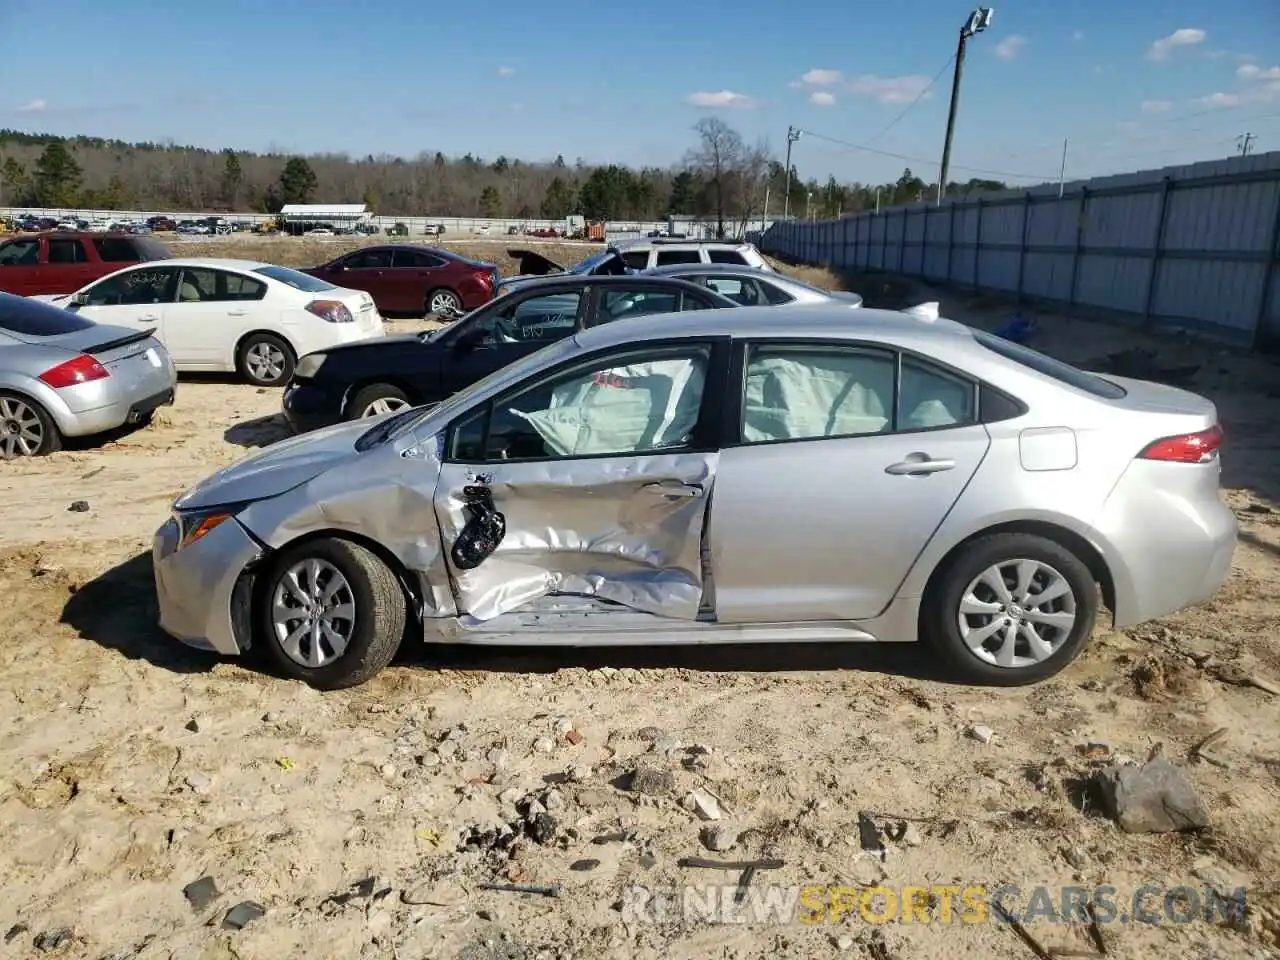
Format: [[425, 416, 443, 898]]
[[572, 304, 974, 352], [611, 237, 752, 250], [503, 273, 716, 295], [112, 257, 278, 271], [646, 263, 782, 278]]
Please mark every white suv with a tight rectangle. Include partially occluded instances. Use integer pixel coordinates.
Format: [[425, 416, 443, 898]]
[[612, 239, 773, 272]]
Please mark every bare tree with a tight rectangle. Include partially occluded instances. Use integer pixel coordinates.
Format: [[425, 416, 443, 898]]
[[684, 118, 746, 239]]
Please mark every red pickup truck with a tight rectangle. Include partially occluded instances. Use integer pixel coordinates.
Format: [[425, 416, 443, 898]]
[[0, 232, 173, 296]]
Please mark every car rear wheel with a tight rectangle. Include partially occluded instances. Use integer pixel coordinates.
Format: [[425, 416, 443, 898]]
[[259, 537, 406, 690], [348, 383, 411, 420], [237, 333, 296, 386], [426, 288, 462, 318], [0, 392, 61, 459], [923, 533, 1097, 686]]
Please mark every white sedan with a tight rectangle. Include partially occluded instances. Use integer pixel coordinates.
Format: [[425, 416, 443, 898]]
[[36, 258, 385, 385]]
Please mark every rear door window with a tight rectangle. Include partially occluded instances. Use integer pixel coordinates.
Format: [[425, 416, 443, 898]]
[[92, 237, 145, 262], [393, 249, 447, 269], [621, 250, 650, 270], [48, 239, 88, 264], [655, 250, 701, 266]]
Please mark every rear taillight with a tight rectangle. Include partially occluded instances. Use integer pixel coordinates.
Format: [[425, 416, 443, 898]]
[[1138, 424, 1223, 463], [306, 299, 354, 323], [39, 354, 109, 389]]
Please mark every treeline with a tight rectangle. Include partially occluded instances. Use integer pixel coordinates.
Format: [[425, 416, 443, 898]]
[[0, 125, 1011, 223]]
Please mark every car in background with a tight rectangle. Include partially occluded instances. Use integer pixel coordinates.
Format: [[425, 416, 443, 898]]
[[0, 291, 176, 458], [281, 273, 736, 431], [499, 239, 773, 294], [0, 232, 173, 297], [646, 263, 863, 308], [302, 244, 499, 318], [154, 303, 1236, 690], [36, 258, 385, 386]]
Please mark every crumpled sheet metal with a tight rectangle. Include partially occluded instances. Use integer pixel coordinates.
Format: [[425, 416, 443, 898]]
[[436, 452, 716, 623], [237, 437, 456, 618]]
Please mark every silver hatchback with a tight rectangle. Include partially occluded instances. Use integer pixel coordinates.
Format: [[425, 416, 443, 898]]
[[153, 306, 1235, 689]]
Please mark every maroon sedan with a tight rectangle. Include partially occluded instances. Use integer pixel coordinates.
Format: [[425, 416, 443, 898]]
[[303, 245, 499, 317]]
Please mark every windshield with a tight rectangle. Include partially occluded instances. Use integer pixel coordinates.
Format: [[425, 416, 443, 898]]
[[253, 265, 336, 292], [389, 336, 581, 442]]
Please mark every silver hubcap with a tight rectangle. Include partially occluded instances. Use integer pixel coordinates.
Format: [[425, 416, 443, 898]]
[[271, 558, 356, 668], [430, 292, 460, 315], [0, 397, 44, 458], [957, 558, 1077, 668], [245, 342, 287, 383], [362, 396, 410, 417]]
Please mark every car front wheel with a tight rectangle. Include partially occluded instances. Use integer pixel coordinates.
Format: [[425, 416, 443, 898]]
[[348, 383, 411, 420], [924, 532, 1097, 686], [259, 537, 406, 690]]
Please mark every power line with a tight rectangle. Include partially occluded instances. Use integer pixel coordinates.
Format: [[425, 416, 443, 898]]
[[863, 54, 956, 147], [798, 127, 1057, 182]]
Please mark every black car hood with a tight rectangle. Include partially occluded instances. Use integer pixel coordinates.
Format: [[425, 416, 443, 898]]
[[318, 332, 425, 358]]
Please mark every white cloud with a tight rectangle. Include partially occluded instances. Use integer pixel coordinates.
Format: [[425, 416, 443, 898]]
[[1146, 28, 1206, 61], [1071, 30, 1085, 41], [1239, 63, 1280, 81], [1191, 91, 1243, 108], [16, 99, 46, 112], [1140, 99, 1173, 114], [684, 90, 758, 109], [809, 91, 836, 106], [848, 74, 933, 104], [496, 66, 515, 76], [993, 35, 1027, 60], [800, 68, 842, 86]]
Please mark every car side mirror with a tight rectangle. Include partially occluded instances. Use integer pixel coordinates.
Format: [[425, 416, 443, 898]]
[[71, 291, 90, 306], [331, 263, 346, 271], [453, 327, 486, 352]]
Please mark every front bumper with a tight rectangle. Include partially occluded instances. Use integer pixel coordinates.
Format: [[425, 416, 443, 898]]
[[282, 381, 346, 434], [153, 514, 262, 656]]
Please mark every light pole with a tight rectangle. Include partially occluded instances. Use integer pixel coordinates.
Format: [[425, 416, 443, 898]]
[[937, 6, 994, 205], [806, 191, 813, 220], [783, 126, 802, 219]]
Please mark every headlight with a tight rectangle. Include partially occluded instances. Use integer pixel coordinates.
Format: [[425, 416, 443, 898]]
[[295, 353, 327, 379], [174, 507, 239, 549]]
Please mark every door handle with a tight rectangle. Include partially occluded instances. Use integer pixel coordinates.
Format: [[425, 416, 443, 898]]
[[227, 309, 247, 316], [641, 481, 704, 499], [884, 456, 956, 476], [140, 313, 159, 321]]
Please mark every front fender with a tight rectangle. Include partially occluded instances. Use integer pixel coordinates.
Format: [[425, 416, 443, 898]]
[[237, 430, 456, 616]]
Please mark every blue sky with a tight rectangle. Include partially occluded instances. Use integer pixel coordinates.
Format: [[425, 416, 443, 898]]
[[1, 0, 1277, 187]]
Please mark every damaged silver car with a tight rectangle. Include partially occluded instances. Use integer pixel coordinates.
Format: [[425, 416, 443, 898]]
[[153, 306, 1236, 690]]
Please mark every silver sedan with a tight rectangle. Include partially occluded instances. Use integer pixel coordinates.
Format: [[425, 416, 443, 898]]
[[153, 305, 1235, 690], [645, 263, 863, 308], [1, 292, 176, 458]]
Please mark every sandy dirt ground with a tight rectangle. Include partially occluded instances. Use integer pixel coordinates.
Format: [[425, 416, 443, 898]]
[[2, 242, 1279, 959]]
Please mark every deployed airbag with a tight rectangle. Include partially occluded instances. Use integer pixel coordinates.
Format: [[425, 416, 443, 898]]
[[744, 353, 891, 441], [513, 357, 706, 456]]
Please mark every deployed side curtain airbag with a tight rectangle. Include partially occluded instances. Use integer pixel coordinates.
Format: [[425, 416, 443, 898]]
[[743, 354, 893, 442], [512, 358, 706, 456]]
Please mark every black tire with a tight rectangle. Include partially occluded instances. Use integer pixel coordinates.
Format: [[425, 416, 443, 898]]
[[258, 537, 406, 690], [347, 383, 411, 421], [237, 332, 296, 387], [0, 391, 62, 459], [425, 288, 462, 318], [922, 532, 1098, 686]]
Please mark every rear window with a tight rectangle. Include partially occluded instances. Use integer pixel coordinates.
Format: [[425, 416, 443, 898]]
[[0, 293, 95, 335], [708, 249, 749, 265], [93, 236, 171, 262], [253, 265, 336, 292], [972, 330, 1127, 399]]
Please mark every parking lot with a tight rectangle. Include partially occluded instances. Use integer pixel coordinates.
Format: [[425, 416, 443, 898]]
[[1, 239, 1279, 958]]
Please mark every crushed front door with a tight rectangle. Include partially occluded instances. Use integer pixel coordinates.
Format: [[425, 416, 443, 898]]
[[431, 340, 723, 623]]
